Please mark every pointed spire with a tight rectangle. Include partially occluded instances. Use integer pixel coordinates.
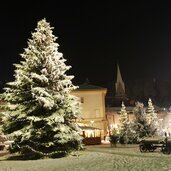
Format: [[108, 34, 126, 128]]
[[115, 63, 125, 93], [116, 64, 124, 85]]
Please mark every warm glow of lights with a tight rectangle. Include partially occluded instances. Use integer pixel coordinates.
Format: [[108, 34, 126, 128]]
[[80, 129, 101, 138], [110, 124, 118, 129], [90, 120, 94, 124]]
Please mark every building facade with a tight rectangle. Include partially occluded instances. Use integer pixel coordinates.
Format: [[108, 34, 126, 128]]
[[72, 81, 107, 140], [106, 64, 171, 136], [72, 65, 171, 143]]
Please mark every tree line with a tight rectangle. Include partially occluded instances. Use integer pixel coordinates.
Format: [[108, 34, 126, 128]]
[[110, 98, 160, 145]]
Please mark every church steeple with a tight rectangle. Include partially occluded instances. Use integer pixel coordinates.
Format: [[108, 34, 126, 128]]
[[115, 63, 126, 100]]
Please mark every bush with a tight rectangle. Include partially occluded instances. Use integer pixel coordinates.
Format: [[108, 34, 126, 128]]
[[109, 135, 119, 146], [119, 136, 126, 144]]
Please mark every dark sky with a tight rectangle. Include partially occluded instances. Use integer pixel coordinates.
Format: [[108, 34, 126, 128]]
[[1, 1, 171, 86]]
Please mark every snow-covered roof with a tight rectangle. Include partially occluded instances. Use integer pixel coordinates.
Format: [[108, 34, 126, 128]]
[[79, 126, 101, 130], [75, 79, 107, 91], [77, 84, 106, 90]]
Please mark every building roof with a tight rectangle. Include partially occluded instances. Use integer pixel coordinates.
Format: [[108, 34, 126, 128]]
[[76, 78, 107, 91], [79, 126, 101, 130], [78, 83, 106, 90]]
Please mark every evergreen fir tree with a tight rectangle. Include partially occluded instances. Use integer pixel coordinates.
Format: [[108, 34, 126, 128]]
[[119, 102, 128, 132], [118, 102, 135, 144], [1, 19, 82, 159], [132, 102, 152, 142], [118, 102, 128, 143], [146, 98, 159, 135]]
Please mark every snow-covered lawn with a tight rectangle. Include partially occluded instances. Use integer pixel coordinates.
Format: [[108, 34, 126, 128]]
[[0, 144, 171, 171]]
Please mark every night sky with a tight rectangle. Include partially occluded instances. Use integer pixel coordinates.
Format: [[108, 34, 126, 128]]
[[1, 1, 171, 87]]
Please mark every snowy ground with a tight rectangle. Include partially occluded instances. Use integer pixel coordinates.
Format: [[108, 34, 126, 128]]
[[0, 144, 171, 171]]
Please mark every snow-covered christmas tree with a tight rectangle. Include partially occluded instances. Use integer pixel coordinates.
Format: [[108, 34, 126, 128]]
[[119, 102, 128, 133], [118, 102, 135, 144], [146, 98, 159, 135], [1, 19, 82, 159], [132, 102, 152, 141], [118, 102, 128, 143]]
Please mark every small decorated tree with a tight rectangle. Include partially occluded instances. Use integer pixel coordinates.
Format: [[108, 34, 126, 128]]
[[1, 19, 82, 159], [146, 98, 159, 136], [118, 102, 135, 144], [109, 127, 119, 147], [118, 102, 128, 144], [119, 102, 128, 133], [132, 102, 152, 142]]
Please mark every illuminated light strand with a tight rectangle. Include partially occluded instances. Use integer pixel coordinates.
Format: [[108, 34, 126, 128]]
[[27, 139, 56, 146], [21, 145, 67, 156]]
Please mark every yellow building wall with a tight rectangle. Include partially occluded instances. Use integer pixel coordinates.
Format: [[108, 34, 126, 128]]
[[72, 89, 107, 139]]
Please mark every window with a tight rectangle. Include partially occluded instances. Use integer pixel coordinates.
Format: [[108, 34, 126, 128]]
[[80, 97, 84, 103]]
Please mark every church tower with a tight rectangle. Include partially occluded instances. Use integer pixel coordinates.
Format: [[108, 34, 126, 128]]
[[115, 64, 127, 101]]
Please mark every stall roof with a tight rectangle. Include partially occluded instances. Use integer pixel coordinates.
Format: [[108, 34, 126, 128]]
[[79, 126, 101, 131]]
